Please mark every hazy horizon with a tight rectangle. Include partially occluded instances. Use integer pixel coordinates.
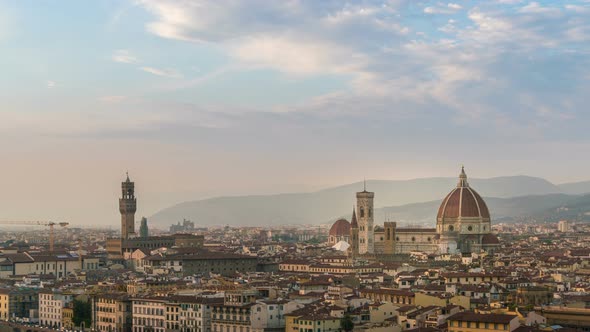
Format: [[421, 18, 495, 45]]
[[1, 0, 589, 226]]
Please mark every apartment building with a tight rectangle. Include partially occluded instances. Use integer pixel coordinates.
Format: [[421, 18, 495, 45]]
[[39, 290, 73, 328], [92, 293, 132, 332], [132, 296, 167, 332]]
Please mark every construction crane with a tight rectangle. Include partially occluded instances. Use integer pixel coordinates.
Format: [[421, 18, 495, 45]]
[[0, 221, 69, 251]]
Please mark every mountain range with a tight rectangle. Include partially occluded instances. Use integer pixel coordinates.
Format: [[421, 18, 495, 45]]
[[148, 175, 590, 228]]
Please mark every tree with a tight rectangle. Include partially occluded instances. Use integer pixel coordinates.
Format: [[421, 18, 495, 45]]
[[73, 299, 91, 327], [340, 314, 354, 332]]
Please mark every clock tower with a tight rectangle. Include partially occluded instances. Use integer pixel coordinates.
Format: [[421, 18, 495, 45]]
[[119, 173, 137, 240]]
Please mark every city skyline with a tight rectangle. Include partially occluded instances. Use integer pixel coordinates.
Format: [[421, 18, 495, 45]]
[[1, 0, 589, 225]]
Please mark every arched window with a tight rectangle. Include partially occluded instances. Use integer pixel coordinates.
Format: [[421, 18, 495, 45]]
[[368, 208, 372, 218], [387, 229, 391, 240], [360, 208, 365, 218]]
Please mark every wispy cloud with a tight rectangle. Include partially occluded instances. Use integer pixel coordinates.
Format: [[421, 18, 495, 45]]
[[112, 49, 138, 64], [46, 80, 56, 88], [140, 66, 182, 78]]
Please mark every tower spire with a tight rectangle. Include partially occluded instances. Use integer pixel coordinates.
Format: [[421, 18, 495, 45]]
[[351, 205, 358, 228], [457, 165, 469, 188], [363, 178, 366, 192]]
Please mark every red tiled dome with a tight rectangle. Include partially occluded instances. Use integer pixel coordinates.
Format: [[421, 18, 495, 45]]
[[437, 167, 490, 221], [329, 219, 351, 236], [482, 233, 500, 245]]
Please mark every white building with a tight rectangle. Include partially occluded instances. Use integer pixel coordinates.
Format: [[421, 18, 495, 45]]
[[558, 220, 569, 233], [39, 290, 73, 328], [250, 300, 303, 332], [132, 297, 167, 332]]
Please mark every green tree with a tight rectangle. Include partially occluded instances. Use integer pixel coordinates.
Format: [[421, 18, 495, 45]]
[[340, 314, 354, 332], [73, 299, 91, 327]]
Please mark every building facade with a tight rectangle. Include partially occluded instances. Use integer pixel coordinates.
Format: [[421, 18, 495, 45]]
[[92, 293, 133, 332], [342, 167, 500, 256], [39, 290, 73, 328]]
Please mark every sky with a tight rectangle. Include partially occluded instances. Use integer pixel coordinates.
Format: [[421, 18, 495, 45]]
[[0, 0, 589, 226]]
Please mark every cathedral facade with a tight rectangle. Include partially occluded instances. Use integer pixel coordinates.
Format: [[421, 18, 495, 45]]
[[338, 168, 499, 256]]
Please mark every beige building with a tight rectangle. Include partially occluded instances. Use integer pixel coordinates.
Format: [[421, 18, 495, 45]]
[[360, 289, 415, 306], [92, 293, 132, 332], [165, 296, 223, 332], [447, 311, 519, 332], [415, 293, 470, 310], [132, 296, 167, 332], [62, 306, 74, 330], [211, 290, 257, 332], [0, 252, 100, 278], [285, 304, 341, 332]]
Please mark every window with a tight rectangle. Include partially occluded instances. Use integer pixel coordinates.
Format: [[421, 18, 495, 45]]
[[449, 225, 454, 231], [360, 208, 364, 218], [468, 226, 473, 231]]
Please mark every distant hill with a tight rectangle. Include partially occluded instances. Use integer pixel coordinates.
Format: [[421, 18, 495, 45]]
[[375, 194, 576, 225], [528, 194, 590, 222], [558, 181, 590, 195], [149, 175, 565, 227]]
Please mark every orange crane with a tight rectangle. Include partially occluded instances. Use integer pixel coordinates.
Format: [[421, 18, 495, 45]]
[[0, 221, 69, 251]]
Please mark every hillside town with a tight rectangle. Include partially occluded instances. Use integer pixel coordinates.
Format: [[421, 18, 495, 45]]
[[0, 171, 589, 332]]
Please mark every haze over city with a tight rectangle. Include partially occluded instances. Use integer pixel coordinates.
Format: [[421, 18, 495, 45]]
[[1, 0, 589, 226], [2, 2, 590, 332]]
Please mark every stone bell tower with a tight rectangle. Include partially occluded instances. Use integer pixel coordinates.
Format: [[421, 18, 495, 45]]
[[119, 172, 137, 240], [357, 181, 375, 254]]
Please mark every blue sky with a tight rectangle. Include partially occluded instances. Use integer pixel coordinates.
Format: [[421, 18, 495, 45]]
[[0, 0, 589, 225]]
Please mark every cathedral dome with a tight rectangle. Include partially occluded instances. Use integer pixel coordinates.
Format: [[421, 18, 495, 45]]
[[329, 219, 351, 237], [437, 167, 490, 221]]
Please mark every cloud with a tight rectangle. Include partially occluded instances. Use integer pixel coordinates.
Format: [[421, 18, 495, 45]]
[[140, 66, 182, 78], [519, 2, 562, 15], [230, 36, 367, 76], [46, 81, 56, 88], [112, 49, 138, 63], [122, 0, 590, 142], [424, 3, 463, 14]]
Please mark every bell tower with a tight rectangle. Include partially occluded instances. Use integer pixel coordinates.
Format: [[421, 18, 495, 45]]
[[357, 181, 375, 254], [119, 172, 137, 240]]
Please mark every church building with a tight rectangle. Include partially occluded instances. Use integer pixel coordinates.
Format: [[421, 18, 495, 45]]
[[333, 167, 500, 256]]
